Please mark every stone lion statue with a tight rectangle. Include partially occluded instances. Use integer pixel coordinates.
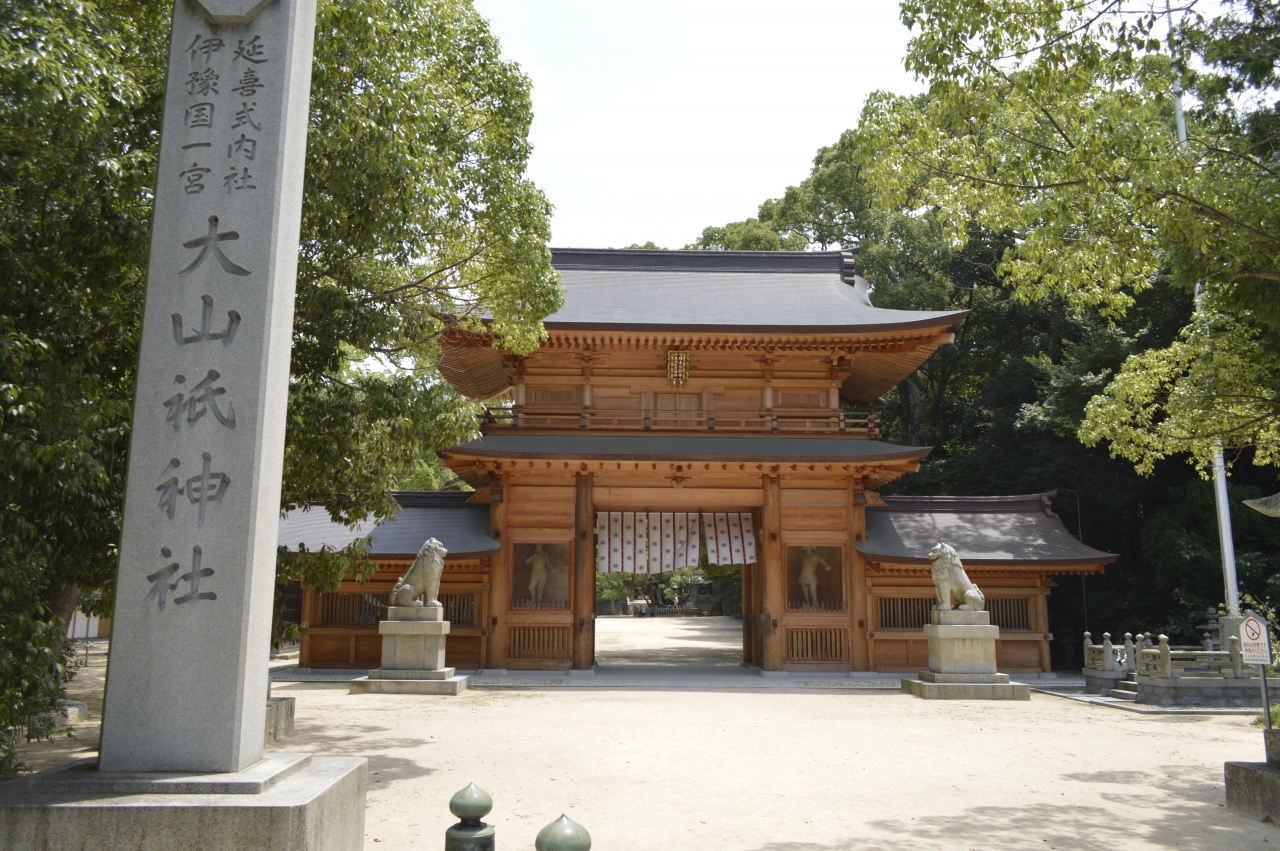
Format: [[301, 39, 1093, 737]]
[[928, 542, 985, 612], [391, 538, 447, 608]]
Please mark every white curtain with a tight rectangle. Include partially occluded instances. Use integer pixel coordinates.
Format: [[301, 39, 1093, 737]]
[[701, 512, 756, 566], [595, 512, 756, 573]]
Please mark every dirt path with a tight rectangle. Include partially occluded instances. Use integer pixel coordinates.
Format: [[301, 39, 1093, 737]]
[[594, 614, 743, 665]]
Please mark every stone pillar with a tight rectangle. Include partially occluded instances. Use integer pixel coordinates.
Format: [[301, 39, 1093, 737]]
[[99, 0, 317, 775], [572, 472, 595, 669], [761, 474, 785, 672]]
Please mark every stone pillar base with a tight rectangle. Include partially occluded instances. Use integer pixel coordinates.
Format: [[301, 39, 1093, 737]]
[[902, 610, 1029, 699], [1226, 761, 1280, 821], [352, 605, 468, 695], [349, 675, 468, 695], [901, 675, 1031, 700], [265, 696, 295, 744], [0, 754, 366, 851]]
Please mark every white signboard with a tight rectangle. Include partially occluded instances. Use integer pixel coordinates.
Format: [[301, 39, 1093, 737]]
[[1240, 612, 1273, 666]]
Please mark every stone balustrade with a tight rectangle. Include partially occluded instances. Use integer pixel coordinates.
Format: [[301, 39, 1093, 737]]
[[1082, 629, 1263, 707], [1137, 634, 1251, 680]]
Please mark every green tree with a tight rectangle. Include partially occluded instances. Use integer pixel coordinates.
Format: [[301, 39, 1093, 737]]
[[684, 217, 807, 251], [1, 0, 558, 773], [854, 0, 1280, 472]]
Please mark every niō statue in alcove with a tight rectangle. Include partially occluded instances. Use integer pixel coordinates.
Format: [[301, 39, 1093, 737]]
[[526, 543, 557, 606], [798, 546, 833, 606]]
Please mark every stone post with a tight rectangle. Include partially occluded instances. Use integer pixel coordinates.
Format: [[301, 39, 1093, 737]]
[[1101, 633, 1115, 671], [99, 0, 316, 775], [1158, 634, 1172, 677]]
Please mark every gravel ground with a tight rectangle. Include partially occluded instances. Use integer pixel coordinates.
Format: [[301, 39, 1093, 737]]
[[13, 622, 1278, 850]]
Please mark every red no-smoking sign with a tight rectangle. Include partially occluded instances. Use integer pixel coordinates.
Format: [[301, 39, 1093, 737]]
[[1240, 613, 1273, 666]]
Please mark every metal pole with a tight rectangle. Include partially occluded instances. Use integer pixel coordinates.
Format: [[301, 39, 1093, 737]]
[[1168, 0, 1240, 618], [1262, 665, 1272, 731]]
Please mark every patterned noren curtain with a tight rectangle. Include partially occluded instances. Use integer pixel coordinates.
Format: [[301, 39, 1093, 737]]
[[594, 512, 756, 573], [701, 512, 756, 566]]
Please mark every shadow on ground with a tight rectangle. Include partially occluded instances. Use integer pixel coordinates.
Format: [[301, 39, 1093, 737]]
[[740, 763, 1270, 850]]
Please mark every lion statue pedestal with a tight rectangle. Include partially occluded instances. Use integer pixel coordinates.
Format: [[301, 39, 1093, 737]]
[[901, 543, 1029, 701], [349, 538, 469, 696]]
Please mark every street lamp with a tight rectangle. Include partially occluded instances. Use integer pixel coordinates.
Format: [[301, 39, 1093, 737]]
[[1053, 488, 1087, 634]]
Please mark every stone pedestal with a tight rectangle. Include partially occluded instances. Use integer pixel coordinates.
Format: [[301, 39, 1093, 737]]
[[348, 606, 469, 695], [902, 610, 1030, 700], [0, 754, 367, 851]]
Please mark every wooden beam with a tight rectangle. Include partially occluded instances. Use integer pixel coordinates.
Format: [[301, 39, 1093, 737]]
[[572, 472, 596, 670], [593, 487, 764, 508], [761, 474, 785, 672]]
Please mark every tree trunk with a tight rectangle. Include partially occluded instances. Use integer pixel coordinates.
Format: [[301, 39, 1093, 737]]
[[42, 570, 80, 633], [897, 374, 924, 446]]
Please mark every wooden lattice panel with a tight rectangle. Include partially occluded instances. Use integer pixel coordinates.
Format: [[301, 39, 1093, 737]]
[[508, 626, 572, 661], [786, 627, 849, 663]]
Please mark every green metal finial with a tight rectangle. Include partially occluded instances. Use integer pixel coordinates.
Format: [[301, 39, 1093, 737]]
[[535, 814, 591, 851], [446, 784, 495, 851], [449, 783, 494, 824]]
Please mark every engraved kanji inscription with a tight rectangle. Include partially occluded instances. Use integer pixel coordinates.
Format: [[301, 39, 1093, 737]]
[[232, 35, 268, 64], [174, 546, 216, 604], [188, 34, 225, 64], [180, 215, 250, 276], [179, 162, 212, 194], [157, 458, 184, 519], [186, 452, 230, 526], [231, 66, 265, 97], [172, 295, 241, 347], [185, 68, 219, 97], [227, 133, 257, 161], [165, 370, 236, 431], [222, 166, 256, 194], [145, 546, 216, 610], [145, 548, 181, 611], [231, 101, 261, 132], [184, 102, 215, 130]]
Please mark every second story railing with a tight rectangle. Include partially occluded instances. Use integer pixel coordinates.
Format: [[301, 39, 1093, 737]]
[[481, 406, 879, 437]]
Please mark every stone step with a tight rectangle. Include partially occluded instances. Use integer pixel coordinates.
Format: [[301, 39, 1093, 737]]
[[1107, 688, 1138, 701]]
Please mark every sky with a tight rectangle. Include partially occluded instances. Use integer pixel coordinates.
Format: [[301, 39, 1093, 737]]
[[472, 1, 924, 250]]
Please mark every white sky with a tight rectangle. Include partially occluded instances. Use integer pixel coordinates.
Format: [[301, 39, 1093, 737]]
[[473, 1, 924, 250]]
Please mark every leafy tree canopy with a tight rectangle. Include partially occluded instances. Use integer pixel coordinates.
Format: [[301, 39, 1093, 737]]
[[852, 0, 1280, 473], [684, 217, 807, 251], [1, 0, 558, 772]]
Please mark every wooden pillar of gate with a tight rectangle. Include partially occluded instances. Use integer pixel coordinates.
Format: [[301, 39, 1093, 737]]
[[572, 472, 595, 669], [741, 561, 754, 664], [848, 478, 869, 670], [487, 474, 510, 669], [761, 473, 785, 671]]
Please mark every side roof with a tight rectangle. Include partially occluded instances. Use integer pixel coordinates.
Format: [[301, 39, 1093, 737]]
[[544, 248, 968, 333], [277, 491, 498, 560], [857, 494, 1117, 569]]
